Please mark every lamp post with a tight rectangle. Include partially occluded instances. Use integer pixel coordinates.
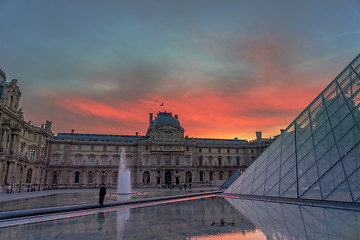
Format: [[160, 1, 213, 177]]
[[18, 176, 22, 192], [10, 176, 14, 193]]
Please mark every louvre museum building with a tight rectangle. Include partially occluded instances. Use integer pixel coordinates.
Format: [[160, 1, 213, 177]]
[[0, 68, 273, 192]]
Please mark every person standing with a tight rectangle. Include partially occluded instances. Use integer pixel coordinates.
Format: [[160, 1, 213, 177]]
[[99, 183, 106, 207]]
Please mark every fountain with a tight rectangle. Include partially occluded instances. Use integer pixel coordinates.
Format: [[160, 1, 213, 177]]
[[117, 147, 132, 195], [117, 147, 131, 239]]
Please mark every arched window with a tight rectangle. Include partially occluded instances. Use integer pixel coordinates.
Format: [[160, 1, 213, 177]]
[[112, 171, 118, 184], [143, 171, 150, 184], [74, 171, 80, 183], [87, 171, 94, 184], [100, 171, 107, 184], [210, 171, 214, 181], [219, 171, 224, 180]]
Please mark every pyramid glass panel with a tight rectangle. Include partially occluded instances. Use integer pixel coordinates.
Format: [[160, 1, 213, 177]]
[[225, 54, 360, 203]]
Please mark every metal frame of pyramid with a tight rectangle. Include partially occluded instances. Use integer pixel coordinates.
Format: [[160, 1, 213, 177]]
[[225, 54, 360, 203]]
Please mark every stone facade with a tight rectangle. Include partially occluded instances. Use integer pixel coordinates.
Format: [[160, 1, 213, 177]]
[[0, 69, 274, 192]]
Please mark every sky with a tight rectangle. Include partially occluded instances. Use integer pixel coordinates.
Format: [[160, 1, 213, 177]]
[[0, 0, 359, 140]]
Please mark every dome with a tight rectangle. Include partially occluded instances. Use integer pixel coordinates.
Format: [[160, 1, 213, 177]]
[[152, 112, 181, 128]]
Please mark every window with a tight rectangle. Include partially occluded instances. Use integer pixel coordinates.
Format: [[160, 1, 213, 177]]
[[114, 156, 119, 166], [157, 156, 161, 166], [33, 134, 37, 141], [115, 146, 119, 151], [101, 156, 107, 165], [78, 145, 82, 150], [91, 145, 95, 151], [199, 156, 203, 166], [218, 157, 222, 166], [199, 148, 202, 153], [54, 155, 60, 165], [26, 169, 32, 183], [175, 157, 179, 165], [113, 172, 118, 184], [89, 156, 94, 166], [145, 146, 149, 151], [126, 155, 131, 166], [236, 157, 240, 166], [100, 171, 107, 184], [236, 149, 239, 154], [144, 155, 149, 166], [209, 148, 211, 153], [87, 172, 94, 184], [127, 146, 131, 151], [227, 148, 230, 153], [200, 171, 204, 182], [29, 148, 35, 161], [165, 156, 171, 165], [208, 157, 213, 166], [218, 148, 221, 153], [74, 172, 80, 183], [186, 156, 191, 166], [219, 171, 224, 180], [103, 146, 107, 151], [76, 155, 81, 166], [186, 146, 189, 151]]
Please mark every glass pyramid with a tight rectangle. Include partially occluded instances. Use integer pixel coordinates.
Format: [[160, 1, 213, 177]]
[[225, 54, 360, 203], [219, 169, 242, 189]]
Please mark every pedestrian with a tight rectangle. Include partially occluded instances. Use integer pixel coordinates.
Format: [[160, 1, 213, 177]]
[[99, 183, 106, 207]]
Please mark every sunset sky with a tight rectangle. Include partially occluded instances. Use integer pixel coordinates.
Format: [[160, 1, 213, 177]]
[[0, 0, 359, 140]]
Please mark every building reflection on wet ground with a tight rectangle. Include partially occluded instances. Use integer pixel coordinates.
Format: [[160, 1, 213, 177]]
[[0, 195, 359, 239]]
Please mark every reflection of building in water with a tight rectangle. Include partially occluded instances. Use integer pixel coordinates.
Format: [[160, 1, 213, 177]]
[[122, 197, 256, 238], [226, 54, 360, 204], [0, 67, 275, 192], [226, 197, 360, 239]]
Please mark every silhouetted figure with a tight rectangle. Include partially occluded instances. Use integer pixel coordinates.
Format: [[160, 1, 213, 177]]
[[99, 183, 106, 207]]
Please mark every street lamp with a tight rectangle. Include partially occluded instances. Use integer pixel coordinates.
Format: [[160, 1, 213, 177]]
[[10, 176, 14, 193]]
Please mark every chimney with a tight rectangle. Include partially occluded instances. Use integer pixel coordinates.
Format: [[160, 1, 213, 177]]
[[71, 129, 75, 134], [175, 114, 178, 119]]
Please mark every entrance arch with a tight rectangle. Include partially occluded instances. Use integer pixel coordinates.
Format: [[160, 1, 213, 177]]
[[165, 170, 172, 185], [143, 171, 150, 184]]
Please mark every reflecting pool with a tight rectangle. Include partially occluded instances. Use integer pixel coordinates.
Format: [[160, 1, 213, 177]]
[[0, 196, 359, 239], [0, 189, 209, 212]]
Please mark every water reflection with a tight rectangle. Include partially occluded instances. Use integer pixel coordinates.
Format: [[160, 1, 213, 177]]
[[225, 197, 360, 240]]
